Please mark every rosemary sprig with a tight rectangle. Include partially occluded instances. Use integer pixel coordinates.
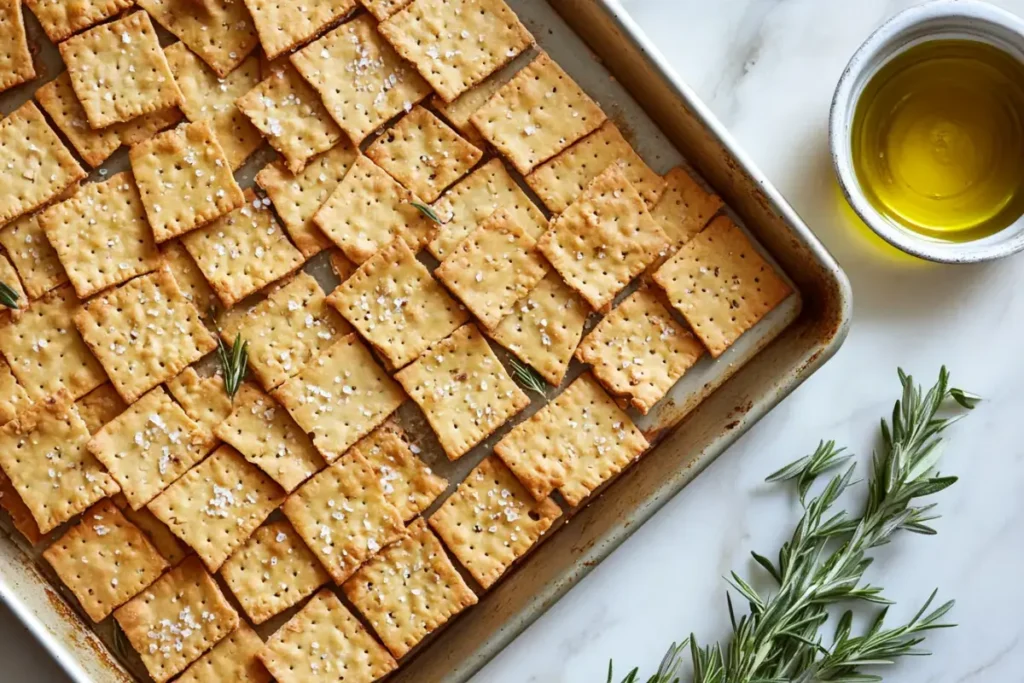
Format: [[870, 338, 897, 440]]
[[611, 367, 975, 683], [409, 201, 441, 224], [0, 281, 20, 309], [216, 333, 248, 400], [508, 357, 547, 396]]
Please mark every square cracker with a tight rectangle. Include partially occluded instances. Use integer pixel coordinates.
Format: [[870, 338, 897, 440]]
[[129, 120, 245, 243], [257, 589, 398, 683], [219, 520, 330, 624], [273, 334, 406, 463], [0, 102, 86, 226], [0, 470, 44, 544], [327, 238, 467, 369], [137, 0, 259, 77], [112, 492, 189, 565], [148, 445, 286, 572], [282, 452, 406, 584], [182, 191, 305, 308], [42, 500, 168, 622], [365, 105, 482, 203], [430, 60, 518, 146], [379, 0, 532, 102], [435, 209, 549, 330], [214, 383, 325, 492], [219, 271, 351, 391], [290, 14, 432, 145], [39, 172, 162, 298], [488, 272, 588, 387], [0, 394, 120, 534], [471, 51, 606, 174], [358, 0, 410, 21], [114, 555, 239, 683], [236, 63, 344, 174], [88, 386, 215, 509], [550, 373, 649, 506], [24, 0, 132, 42], [177, 625, 270, 683], [58, 11, 182, 128], [0, 0, 36, 93], [35, 72, 121, 168], [525, 121, 667, 213], [395, 323, 529, 461], [313, 155, 436, 264], [0, 285, 107, 401], [75, 383, 127, 435], [255, 141, 360, 258], [165, 366, 233, 439], [164, 42, 264, 170], [576, 288, 704, 413], [159, 240, 218, 317], [0, 209, 69, 299], [538, 163, 669, 310], [428, 157, 547, 259], [0, 357, 30, 427], [429, 456, 560, 589], [653, 215, 792, 357], [652, 165, 724, 251], [73, 266, 218, 403], [350, 419, 446, 521], [344, 518, 476, 658], [243, 0, 357, 60]]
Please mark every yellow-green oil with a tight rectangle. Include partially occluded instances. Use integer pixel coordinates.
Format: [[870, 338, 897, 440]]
[[852, 39, 1024, 241]]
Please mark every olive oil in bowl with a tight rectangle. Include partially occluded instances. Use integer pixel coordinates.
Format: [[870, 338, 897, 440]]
[[851, 39, 1024, 241]]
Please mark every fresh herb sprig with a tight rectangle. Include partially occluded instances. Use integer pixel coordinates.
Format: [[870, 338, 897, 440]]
[[217, 333, 248, 401], [410, 201, 441, 224], [609, 367, 976, 683], [509, 357, 547, 396], [0, 281, 20, 309]]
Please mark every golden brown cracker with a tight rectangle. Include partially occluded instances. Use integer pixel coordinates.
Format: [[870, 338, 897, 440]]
[[25, 0, 132, 42], [243, 0, 357, 60], [74, 383, 127, 434], [35, 72, 121, 168], [165, 366, 233, 438], [159, 239, 218, 317], [176, 625, 270, 683], [0, 209, 70, 299], [138, 0, 259, 77], [652, 165, 724, 250], [0, 0, 36, 93]]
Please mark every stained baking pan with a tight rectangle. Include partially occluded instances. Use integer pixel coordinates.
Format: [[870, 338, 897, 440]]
[[0, 0, 852, 681]]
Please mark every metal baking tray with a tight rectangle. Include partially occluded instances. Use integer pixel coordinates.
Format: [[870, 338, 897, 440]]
[[0, 0, 852, 681]]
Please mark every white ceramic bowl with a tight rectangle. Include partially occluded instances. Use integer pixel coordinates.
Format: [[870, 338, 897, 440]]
[[830, 0, 1024, 263]]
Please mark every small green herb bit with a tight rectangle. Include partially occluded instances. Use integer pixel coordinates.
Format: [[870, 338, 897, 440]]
[[0, 281, 20, 309], [409, 201, 441, 224], [509, 357, 546, 396], [217, 333, 248, 401]]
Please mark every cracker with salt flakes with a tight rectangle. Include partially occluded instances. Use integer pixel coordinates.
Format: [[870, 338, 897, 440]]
[[435, 209, 549, 330], [165, 366, 233, 439], [0, 0, 36, 93], [327, 238, 467, 370], [313, 155, 437, 264], [219, 520, 330, 624], [257, 589, 398, 683], [429, 455, 560, 589], [576, 288, 704, 414], [282, 452, 406, 584], [148, 445, 286, 572], [525, 120, 666, 213], [651, 165, 724, 251], [0, 357, 29, 427], [39, 172, 162, 299], [138, 0, 259, 77], [176, 625, 270, 683], [539, 163, 669, 310], [350, 419, 447, 522], [74, 267, 217, 403], [214, 383, 325, 492], [0, 102, 86, 226], [550, 373, 649, 506], [653, 215, 792, 357], [88, 386, 215, 510], [290, 14, 432, 145], [164, 42, 264, 170], [0, 209, 70, 299], [273, 333, 406, 463], [243, 0, 357, 60], [0, 394, 120, 534], [182, 191, 305, 308], [365, 105, 482, 203], [219, 271, 350, 391], [114, 555, 239, 683], [129, 120, 245, 243], [115, 106, 186, 145], [74, 383, 127, 435], [159, 239, 218, 316], [35, 73, 122, 168], [344, 518, 476, 658], [430, 60, 520, 146], [59, 12, 182, 128], [471, 51, 605, 174], [428, 157, 547, 259], [255, 142, 360, 258], [0, 286, 107, 401], [42, 499, 168, 623], [395, 323, 529, 461], [112, 492, 189, 565], [24, 0, 132, 42]]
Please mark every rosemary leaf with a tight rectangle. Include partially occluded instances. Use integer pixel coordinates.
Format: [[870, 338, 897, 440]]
[[409, 201, 441, 224], [0, 281, 20, 309], [217, 333, 248, 401], [508, 357, 546, 396]]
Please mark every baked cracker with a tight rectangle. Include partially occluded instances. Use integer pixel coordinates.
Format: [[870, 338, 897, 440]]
[[358, 0, 410, 21], [159, 239, 218, 317], [430, 59, 520, 146], [243, 0, 357, 60], [176, 624, 271, 683], [0, 209, 69, 299], [112, 492, 189, 565], [165, 366, 233, 439], [24, 0, 132, 42], [0, 0, 35, 93], [35, 72, 121, 168], [0, 470, 44, 544], [652, 165, 724, 251], [138, 0, 259, 77], [0, 357, 29, 427], [75, 383, 127, 435]]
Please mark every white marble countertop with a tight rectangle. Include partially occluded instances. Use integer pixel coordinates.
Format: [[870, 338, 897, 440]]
[[5, 1, 1024, 681]]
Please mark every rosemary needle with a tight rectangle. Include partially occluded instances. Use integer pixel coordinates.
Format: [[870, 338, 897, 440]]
[[409, 201, 441, 224], [217, 333, 248, 401], [0, 281, 20, 309], [508, 357, 547, 396]]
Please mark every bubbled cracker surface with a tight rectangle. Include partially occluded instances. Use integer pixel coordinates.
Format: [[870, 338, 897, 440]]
[[137, 0, 259, 77]]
